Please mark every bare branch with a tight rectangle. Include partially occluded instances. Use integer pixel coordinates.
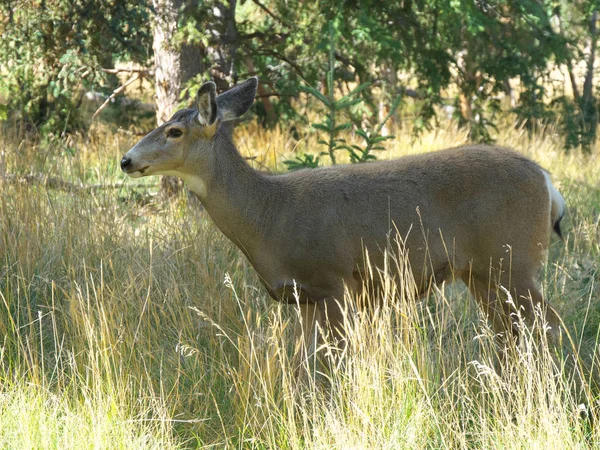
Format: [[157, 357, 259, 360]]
[[556, 10, 580, 103], [255, 93, 284, 98], [2, 173, 149, 192], [250, 0, 289, 26], [92, 73, 141, 120], [101, 67, 155, 76], [257, 50, 307, 82]]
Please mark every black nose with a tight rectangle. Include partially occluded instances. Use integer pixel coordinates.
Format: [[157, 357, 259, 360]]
[[120, 156, 132, 171]]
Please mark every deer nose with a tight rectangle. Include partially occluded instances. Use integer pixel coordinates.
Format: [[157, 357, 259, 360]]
[[120, 156, 132, 171]]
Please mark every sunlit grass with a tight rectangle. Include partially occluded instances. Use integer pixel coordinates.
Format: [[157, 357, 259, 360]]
[[0, 120, 598, 448]]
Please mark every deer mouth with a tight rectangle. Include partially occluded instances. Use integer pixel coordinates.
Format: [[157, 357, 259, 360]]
[[124, 165, 150, 178]]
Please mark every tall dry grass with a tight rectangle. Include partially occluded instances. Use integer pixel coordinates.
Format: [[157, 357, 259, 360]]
[[0, 120, 598, 448]]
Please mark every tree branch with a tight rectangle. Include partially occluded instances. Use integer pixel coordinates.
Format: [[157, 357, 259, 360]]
[[238, 31, 288, 43], [255, 92, 287, 98], [1, 173, 148, 192], [556, 10, 580, 103], [92, 73, 141, 119], [250, 0, 289, 26], [333, 51, 366, 76], [566, 60, 580, 103], [101, 67, 155, 76], [257, 50, 307, 81]]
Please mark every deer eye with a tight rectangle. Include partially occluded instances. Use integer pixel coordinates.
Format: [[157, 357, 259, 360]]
[[167, 128, 183, 138]]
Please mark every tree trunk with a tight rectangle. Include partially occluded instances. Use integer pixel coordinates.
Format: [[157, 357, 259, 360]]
[[152, 0, 205, 196], [153, 0, 205, 124], [581, 9, 598, 151], [213, 0, 238, 89], [582, 10, 598, 107]]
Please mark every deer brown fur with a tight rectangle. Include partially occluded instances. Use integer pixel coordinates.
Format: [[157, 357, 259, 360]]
[[121, 77, 565, 356]]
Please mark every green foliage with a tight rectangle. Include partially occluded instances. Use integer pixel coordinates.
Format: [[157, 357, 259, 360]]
[[290, 22, 399, 169], [552, 95, 598, 151], [283, 152, 326, 171], [0, 1, 150, 134], [344, 96, 403, 163], [217, 0, 584, 148], [3, 0, 600, 151], [301, 77, 371, 165]]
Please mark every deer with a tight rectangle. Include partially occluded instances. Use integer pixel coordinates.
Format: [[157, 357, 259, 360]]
[[121, 77, 565, 363]]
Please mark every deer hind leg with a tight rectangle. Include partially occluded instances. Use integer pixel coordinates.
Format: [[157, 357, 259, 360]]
[[462, 272, 517, 344], [509, 279, 561, 344], [462, 270, 561, 349]]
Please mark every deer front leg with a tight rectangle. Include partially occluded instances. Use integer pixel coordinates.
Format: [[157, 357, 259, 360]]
[[317, 297, 347, 346], [293, 298, 349, 384], [293, 302, 322, 381], [278, 280, 349, 381]]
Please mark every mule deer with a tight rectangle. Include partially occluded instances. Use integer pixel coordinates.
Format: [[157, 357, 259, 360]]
[[121, 77, 565, 358]]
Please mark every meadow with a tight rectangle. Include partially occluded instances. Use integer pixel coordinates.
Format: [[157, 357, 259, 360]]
[[0, 119, 599, 449]]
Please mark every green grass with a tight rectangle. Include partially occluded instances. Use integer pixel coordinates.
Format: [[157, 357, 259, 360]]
[[0, 122, 599, 448]]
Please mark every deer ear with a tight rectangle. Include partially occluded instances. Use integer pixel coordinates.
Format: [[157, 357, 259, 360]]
[[196, 82, 217, 125], [215, 77, 258, 122]]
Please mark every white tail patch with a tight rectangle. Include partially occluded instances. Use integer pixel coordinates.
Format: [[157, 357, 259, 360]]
[[542, 170, 565, 226]]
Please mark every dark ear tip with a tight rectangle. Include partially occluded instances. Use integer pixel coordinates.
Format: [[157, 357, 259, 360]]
[[242, 77, 258, 93], [198, 81, 217, 96]]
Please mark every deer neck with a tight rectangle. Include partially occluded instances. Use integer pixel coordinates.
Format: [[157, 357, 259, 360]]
[[178, 127, 275, 255]]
